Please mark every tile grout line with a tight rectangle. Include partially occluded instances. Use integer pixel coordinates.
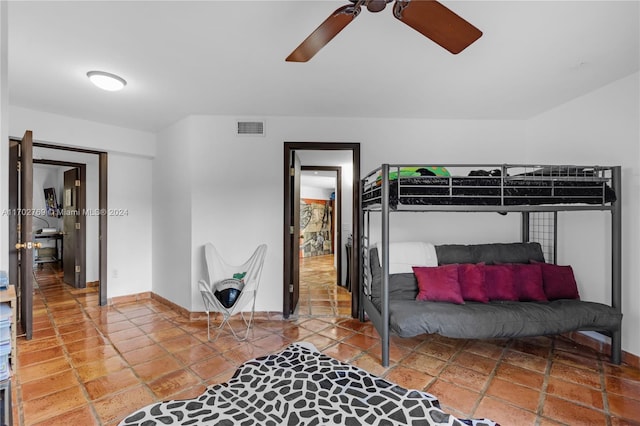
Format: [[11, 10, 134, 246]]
[[533, 338, 555, 425], [29, 265, 103, 425], [464, 338, 511, 419], [18, 268, 61, 425], [45, 266, 191, 424], [598, 354, 613, 426], [171, 319, 236, 388], [548, 339, 617, 422], [107, 303, 209, 410], [112, 302, 222, 416], [68, 282, 153, 426]]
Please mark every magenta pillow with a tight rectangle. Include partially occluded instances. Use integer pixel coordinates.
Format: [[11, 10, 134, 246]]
[[413, 265, 464, 304], [532, 261, 580, 300], [458, 263, 488, 303], [511, 263, 547, 302], [484, 264, 518, 301]]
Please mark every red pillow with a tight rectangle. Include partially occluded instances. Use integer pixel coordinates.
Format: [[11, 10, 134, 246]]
[[533, 261, 580, 300], [484, 265, 518, 301], [458, 263, 489, 303], [511, 263, 547, 302], [413, 264, 464, 304]]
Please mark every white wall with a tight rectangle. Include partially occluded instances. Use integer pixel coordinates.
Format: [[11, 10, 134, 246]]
[[525, 72, 640, 357], [359, 118, 525, 247], [0, 1, 9, 271], [6, 106, 155, 300], [108, 152, 153, 298], [187, 116, 282, 311], [153, 115, 526, 313], [9, 106, 155, 157], [152, 117, 194, 309]]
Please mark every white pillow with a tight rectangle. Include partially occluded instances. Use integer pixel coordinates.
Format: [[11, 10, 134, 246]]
[[377, 241, 438, 274]]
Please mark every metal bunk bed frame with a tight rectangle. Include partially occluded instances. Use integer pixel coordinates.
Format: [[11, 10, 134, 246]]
[[360, 163, 622, 367]]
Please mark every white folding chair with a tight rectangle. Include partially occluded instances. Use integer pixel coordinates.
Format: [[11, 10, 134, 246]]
[[199, 243, 267, 341]]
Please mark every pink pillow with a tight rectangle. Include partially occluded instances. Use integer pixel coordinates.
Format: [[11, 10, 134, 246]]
[[413, 264, 464, 304], [484, 265, 518, 301], [458, 263, 489, 303], [532, 261, 580, 300], [511, 263, 547, 302]]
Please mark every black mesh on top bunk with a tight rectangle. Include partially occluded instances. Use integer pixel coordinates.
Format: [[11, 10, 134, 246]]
[[362, 175, 617, 208]]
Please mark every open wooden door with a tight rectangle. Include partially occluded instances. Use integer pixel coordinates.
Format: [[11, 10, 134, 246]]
[[12, 131, 35, 339], [63, 168, 85, 288], [283, 151, 301, 317]]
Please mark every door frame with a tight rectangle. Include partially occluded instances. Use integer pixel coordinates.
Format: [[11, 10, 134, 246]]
[[300, 165, 342, 282], [34, 160, 87, 288], [283, 142, 361, 318], [9, 137, 109, 310]]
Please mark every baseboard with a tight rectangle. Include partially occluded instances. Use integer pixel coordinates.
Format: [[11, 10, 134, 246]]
[[148, 292, 283, 322], [107, 291, 151, 305], [108, 290, 205, 319], [563, 331, 639, 369], [149, 292, 192, 318]]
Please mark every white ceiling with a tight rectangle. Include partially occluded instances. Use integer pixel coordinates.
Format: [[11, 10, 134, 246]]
[[7, 1, 639, 133], [301, 170, 337, 189]]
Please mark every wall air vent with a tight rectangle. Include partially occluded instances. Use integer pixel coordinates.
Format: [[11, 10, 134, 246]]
[[237, 120, 265, 136]]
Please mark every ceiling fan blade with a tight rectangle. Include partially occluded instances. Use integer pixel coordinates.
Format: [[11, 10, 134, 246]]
[[286, 5, 359, 62], [393, 0, 482, 54]]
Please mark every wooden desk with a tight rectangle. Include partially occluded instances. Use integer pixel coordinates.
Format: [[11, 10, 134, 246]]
[[0, 285, 16, 367], [34, 232, 63, 267]]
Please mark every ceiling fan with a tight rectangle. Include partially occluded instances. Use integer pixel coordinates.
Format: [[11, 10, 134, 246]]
[[286, 0, 482, 62]]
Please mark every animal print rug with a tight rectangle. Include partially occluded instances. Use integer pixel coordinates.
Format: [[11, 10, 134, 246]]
[[119, 342, 497, 426]]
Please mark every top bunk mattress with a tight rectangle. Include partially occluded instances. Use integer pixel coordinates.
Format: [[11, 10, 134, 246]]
[[362, 164, 618, 209]]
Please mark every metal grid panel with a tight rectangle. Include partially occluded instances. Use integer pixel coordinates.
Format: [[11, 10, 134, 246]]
[[529, 212, 556, 263]]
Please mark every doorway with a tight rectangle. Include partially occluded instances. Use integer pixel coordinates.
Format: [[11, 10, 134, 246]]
[[298, 166, 346, 316], [283, 142, 361, 319], [8, 133, 108, 339], [32, 160, 87, 289]]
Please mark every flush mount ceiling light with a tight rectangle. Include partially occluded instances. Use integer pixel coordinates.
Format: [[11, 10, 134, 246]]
[[86, 70, 127, 91]]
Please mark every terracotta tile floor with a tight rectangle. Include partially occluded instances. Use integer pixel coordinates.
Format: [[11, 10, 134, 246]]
[[7, 262, 640, 425], [297, 254, 352, 317]]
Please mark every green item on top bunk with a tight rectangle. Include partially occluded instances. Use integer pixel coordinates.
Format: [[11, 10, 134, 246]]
[[424, 166, 450, 176], [377, 166, 450, 182]]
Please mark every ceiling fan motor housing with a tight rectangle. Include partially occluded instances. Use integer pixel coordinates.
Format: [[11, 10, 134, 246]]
[[366, 0, 392, 13]]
